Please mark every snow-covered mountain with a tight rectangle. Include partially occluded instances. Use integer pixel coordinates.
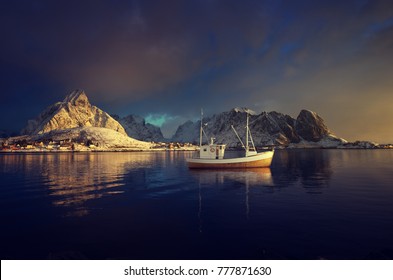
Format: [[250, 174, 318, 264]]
[[112, 114, 165, 142], [171, 108, 347, 148], [16, 90, 156, 150], [30, 127, 152, 150], [171, 120, 200, 143], [16, 90, 346, 148], [22, 89, 126, 136]]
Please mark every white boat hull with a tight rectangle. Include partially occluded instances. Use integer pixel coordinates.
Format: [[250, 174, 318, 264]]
[[186, 150, 274, 169]]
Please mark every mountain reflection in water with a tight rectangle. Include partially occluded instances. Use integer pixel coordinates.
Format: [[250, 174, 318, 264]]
[[0, 150, 334, 217], [1, 150, 393, 259], [1, 152, 170, 216], [272, 149, 332, 193]]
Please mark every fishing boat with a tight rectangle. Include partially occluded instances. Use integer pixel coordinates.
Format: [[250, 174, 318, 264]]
[[186, 110, 274, 169]]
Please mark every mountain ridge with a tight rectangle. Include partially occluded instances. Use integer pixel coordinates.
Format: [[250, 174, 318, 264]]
[[171, 108, 347, 148], [14, 89, 349, 148]]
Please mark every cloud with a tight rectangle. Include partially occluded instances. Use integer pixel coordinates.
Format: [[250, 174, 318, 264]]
[[1, 0, 393, 142]]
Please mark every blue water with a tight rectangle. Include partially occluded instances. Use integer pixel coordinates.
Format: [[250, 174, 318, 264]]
[[1, 150, 393, 260]]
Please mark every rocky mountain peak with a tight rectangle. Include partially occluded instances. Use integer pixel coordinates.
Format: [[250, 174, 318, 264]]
[[118, 114, 165, 142], [232, 107, 257, 115], [295, 109, 330, 141], [63, 89, 90, 107], [22, 90, 126, 136]]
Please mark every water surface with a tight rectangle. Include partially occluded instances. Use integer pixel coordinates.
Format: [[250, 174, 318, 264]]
[[1, 150, 393, 259]]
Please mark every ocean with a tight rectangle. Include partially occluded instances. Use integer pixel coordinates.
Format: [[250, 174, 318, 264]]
[[1, 149, 393, 259]]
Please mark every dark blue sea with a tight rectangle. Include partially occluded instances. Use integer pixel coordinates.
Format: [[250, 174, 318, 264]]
[[1, 150, 393, 260]]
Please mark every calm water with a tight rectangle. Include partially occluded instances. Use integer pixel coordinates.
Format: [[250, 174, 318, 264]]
[[1, 150, 393, 260]]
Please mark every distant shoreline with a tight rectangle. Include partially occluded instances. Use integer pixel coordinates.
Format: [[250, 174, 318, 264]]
[[1, 146, 392, 154], [0, 147, 198, 153]]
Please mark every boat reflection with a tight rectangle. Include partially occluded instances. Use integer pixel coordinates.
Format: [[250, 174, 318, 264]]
[[190, 168, 274, 187], [0, 150, 335, 219], [191, 168, 274, 230]]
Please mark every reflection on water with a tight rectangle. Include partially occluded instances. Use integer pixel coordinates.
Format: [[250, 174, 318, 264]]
[[272, 149, 332, 193], [191, 168, 273, 187], [0, 150, 333, 218], [191, 168, 274, 228], [1, 150, 393, 259], [0, 152, 172, 216]]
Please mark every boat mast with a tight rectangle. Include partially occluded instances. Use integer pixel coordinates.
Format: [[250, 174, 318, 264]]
[[246, 112, 249, 155], [245, 111, 257, 156], [199, 108, 203, 147]]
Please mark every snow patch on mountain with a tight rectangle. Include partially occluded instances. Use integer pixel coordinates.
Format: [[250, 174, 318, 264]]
[[233, 107, 257, 115], [30, 127, 152, 150]]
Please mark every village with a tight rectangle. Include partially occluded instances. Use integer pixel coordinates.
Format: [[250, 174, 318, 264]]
[[0, 137, 197, 152]]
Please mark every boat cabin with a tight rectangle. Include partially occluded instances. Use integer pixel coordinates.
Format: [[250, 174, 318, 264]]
[[199, 141, 226, 160]]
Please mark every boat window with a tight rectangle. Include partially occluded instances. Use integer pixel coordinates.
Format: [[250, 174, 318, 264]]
[[203, 148, 207, 152]]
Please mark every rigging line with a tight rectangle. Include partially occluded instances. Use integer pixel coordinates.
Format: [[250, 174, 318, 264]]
[[231, 125, 246, 149]]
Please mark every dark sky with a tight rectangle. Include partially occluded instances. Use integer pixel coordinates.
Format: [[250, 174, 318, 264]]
[[1, 0, 393, 141]]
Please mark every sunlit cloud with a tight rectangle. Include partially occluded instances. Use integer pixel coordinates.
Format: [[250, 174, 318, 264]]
[[0, 0, 393, 142]]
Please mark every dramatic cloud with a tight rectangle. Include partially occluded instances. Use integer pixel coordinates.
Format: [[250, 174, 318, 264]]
[[0, 0, 393, 141]]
